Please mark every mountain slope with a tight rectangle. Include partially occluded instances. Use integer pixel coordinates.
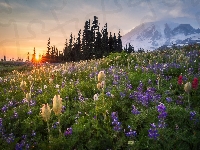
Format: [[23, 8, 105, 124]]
[[122, 21, 200, 51]]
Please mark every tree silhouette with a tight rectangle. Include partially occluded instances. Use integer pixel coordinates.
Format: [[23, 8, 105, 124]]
[[41, 16, 123, 63], [31, 47, 36, 62]]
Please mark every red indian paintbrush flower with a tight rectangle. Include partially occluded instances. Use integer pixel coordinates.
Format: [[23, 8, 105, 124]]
[[192, 77, 198, 90], [178, 75, 183, 85]]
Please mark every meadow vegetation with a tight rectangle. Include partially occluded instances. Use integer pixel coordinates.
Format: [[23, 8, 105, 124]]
[[0, 47, 200, 149]]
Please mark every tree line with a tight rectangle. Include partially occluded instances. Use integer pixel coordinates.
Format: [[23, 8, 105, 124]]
[[30, 16, 137, 63]]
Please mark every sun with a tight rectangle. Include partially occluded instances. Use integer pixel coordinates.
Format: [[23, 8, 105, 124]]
[[35, 55, 40, 61]]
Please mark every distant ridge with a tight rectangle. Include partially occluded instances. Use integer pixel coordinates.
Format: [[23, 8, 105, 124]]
[[122, 21, 200, 51]]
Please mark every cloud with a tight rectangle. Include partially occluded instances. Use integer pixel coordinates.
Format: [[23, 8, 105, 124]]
[[168, 7, 190, 18], [0, 0, 199, 60]]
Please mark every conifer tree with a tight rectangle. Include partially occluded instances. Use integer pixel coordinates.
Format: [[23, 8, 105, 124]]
[[101, 23, 109, 56], [117, 30, 122, 52], [31, 47, 36, 62]]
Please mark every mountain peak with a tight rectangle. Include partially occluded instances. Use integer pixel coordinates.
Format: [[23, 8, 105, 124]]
[[172, 24, 195, 35], [122, 21, 200, 51]]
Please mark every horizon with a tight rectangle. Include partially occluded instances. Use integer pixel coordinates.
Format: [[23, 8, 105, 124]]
[[1, 0, 200, 61]]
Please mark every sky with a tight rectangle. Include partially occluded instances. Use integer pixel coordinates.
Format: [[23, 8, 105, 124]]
[[0, 0, 200, 61]]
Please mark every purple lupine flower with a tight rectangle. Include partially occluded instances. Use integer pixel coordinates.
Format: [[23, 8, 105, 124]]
[[21, 98, 28, 104], [111, 112, 122, 132], [165, 90, 170, 95], [52, 122, 60, 129], [114, 74, 120, 81], [13, 111, 18, 119], [137, 81, 143, 91], [30, 100, 36, 106], [148, 123, 159, 140], [157, 103, 167, 119], [157, 103, 167, 128], [37, 88, 43, 94], [129, 93, 134, 99], [0, 118, 2, 128], [27, 109, 32, 115], [62, 82, 65, 88], [25, 143, 30, 149], [158, 121, 167, 128], [113, 122, 122, 131], [15, 143, 22, 150], [182, 76, 188, 82], [8, 101, 14, 107], [22, 134, 27, 140], [61, 106, 66, 113], [2, 105, 8, 113], [32, 130, 36, 136], [21, 142, 26, 149], [6, 133, 15, 143], [64, 127, 72, 136], [131, 105, 140, 115], [0, 118, 3, 135], [113, 80, 118, 85], [176, 95, 183, 105], [120, 92, 126, 98], [79, 95, 85, 101], [190, 111, 196, 120], [125, 127, 137, 137], [152, 94, 161, 102], [106, 92, 112, 97], [166, 97, 172, 103], [126, 84, 132, 90], [148, 79, 152, 85]]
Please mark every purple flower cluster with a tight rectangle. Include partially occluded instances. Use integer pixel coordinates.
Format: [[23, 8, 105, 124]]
[[147, 63, 182, 75], [130, 82, 161, 107], [157, 103, 167, 128], [131, 105, 140, 115], [0, 118, 4, 135], [120, 92, 126, 99], [1, 104, 8, 113], [190, 111, 198, 124], [190, 111, 196, 120], [148, 123, 159, 140], [6, 133, 15, 143], [166, 97, 172, 103], [111, 112, 122, 132], [36, 88, 43, 94], [27, 109, 32, 115], [30, 100, 36, 106], [64, 127, 72, 136], [106, 91, 112, 97], [32, 130, 36, 137], [13, 111, 18, 119], [0, 118, 2, 128], [125, 126, 137, 137], [61, 106, 66, 113], [15, 135, 30, 150], [52, 122, 60, 129], [176, 95, 183, 105]]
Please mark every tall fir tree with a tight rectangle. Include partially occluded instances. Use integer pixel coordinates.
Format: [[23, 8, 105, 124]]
[[31, 47, 36, 62], [117, 30, 122, 52]]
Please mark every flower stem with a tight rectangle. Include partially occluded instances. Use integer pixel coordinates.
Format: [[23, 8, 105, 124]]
[[47, 121, 51, 142], [188, 92, 190, 108], [58, 115, 61, 136]]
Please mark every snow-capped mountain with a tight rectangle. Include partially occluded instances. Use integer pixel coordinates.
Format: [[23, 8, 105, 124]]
[[121, 21, 200, 51]]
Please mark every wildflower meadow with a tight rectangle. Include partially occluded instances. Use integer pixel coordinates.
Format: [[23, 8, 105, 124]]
[[0, 47, 200, 149]]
